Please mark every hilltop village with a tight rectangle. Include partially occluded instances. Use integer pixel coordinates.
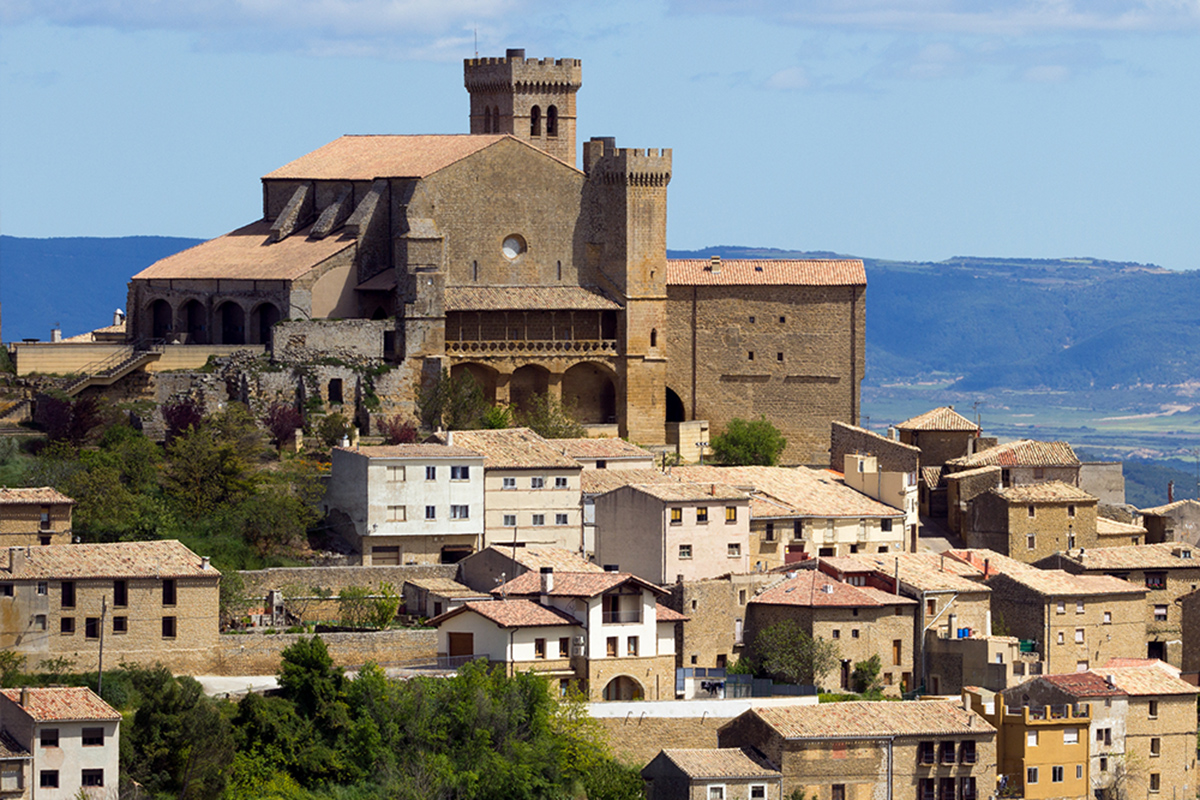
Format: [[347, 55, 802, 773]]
[[2, 49, 1200, 800]]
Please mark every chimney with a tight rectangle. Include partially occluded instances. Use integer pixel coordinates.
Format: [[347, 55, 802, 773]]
[[708, 255, 721, 273], [983, 558, 990, 579], [822, 584, 834, 594], [710, 484, 716, 496], [7, 547, 26, 573], [887, 426, 897, 440], [201, 556, 211, 570], [540, 566, 554, 594], [50, 328, 62, 343], [20, 687, 28, 707], [114, 309, 125, 327], [1169, 481, 1175, 503]]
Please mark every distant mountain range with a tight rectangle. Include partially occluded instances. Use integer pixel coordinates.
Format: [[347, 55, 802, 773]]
[[3, 236, 1198, 393]]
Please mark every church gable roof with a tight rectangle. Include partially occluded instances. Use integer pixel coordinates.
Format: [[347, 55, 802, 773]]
[[263, 134, 574, 181]]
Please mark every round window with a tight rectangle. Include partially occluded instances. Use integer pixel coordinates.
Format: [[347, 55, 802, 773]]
[[502, 235, 526, 260]]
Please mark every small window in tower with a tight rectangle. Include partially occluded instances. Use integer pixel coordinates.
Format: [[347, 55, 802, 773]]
[[650, 329, 658, 347], [547, 105, 558, 136], [777, 352, 784, 362], [748, 351, 755, 361], [483, 106, 492, 133], [473, 260, 479, 281], [530, 105, 541, 136], [557, 260, 562, 281]]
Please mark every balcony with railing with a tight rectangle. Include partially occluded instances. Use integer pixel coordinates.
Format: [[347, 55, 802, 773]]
[[602, 609, 642, 624], [447, 338, 618, 357]]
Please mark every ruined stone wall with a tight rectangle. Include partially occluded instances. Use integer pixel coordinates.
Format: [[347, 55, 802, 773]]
[[666, 284, 863, 466], [830, 422, 919, 474], [273, 320, 388, 363], [238, 564, 456, 597]]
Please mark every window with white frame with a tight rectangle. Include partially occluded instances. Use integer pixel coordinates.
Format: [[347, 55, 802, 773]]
[[555, 513, 568, 525], [531, 514, 545, 526], [1075, 628, 1085, 644], [387, 465, 405, 482], [425, 505, 436, 520], [1052, 766, 1064, 783], [503, 477, 516, 489], [1154, 605, 1168, 621], [1076, 600, 1085, 614], [555, 476, 568, 488], [450, 505, 469, 520], [425, 466, 437, 480], [728, 543, 741, 557], [1064, 728, 1079, 745], [531, 477, 545, 489], [387, 505, 406, 522], [707, 787, 725, 800], [451, 465, 470, 480], [679, 544, 692, 559], [503, 514, 517, 527]]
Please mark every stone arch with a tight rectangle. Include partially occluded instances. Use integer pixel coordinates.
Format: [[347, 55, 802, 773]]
[[149, 299, 173, 341], [181, 299, 207, 344], [510, 364, 549, 412], [216, 301, 246, 345], [666, 387, 686, 423], [251, 301, 281, 346], [601, 675, 644, 702], [451, 362, 498, 404], [547, 105, 558, 137], [563, 362, 616, 425], [530, 105, 541, 137]]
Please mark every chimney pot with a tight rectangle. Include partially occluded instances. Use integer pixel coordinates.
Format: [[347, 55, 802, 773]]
[[540, 566, 554, 594], [201, 556, 211, 570], [709, 255, 721, 273], [20, 687, 28, 707]]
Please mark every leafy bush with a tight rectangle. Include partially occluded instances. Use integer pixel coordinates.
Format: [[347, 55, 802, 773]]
[[162, 396, 205, 441], [376, 414, 418, 445], [710, 416, 787, 466], [315, 412, 353, 448], [517, 393, 586, 439], [263, 402, 304, 448]]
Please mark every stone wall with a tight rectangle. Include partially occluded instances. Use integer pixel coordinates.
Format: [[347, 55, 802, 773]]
[[946, 467, 1001, 535], [595, 715, 733, 765], [1080, 462, 1125, 506], [666, 574, 778, 669], [238, 564, 457, 597], [272, 319, 389, 363], [830, 422, 919, 474], [211, 628, 437, 675]]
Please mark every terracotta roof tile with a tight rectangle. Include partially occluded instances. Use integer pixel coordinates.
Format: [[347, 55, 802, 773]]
[[1063, 542, 1197, 570], [655, 605, 690, 622], [436, 428, 581, 470], [0, 487, 74, 505], [857, 552, 991, 594], [431, 598, 581, 628], [445, 286, 621, 311], [1096, 517, 1148, 537], [499, 546, 605, 573], [1140, 499, 1200, 516], [745, 700, 989, 739], [672, 466, 904, 519], [497, 570, 667, 598], [944, 466, 1001, 482], [921, 466, 946, 491], [263, 134, 514, 180], [336, 443, 482, 459], [1, 540, 219, 580], [995, 481, 1095, 503], [751, 571, 915, 608], [1034, 672, 1127, 698], [133, 220, 355, 281], [402, 577, 490, 598], [947, 440, 1080, 469], [667, 259, 866, 287], [1096, 665, 1199, 696], [615, 482, 749, 503], [897, 407, 979, 432], [997, 567, 1143, 598], [0, 687, 121, 722], [547, 438, 655, 461], [581, 468, 677, 495], [657, 748, 780, 779]]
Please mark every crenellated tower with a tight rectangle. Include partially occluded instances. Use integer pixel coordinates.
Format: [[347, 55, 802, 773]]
[[583, 136, 672, 443], [464, 48, 582, 166]]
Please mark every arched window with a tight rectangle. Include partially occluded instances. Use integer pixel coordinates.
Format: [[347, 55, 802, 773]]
[[530, 105, 541, 137], [650, 328, 658, 348], [483, 106, 492, 133], [547, 105, 558, 137]]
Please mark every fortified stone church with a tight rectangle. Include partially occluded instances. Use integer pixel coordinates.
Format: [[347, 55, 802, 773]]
[[126, 49, 865, 464]]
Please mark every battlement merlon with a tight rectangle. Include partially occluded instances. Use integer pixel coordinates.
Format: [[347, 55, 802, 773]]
[[464, 52, 583, 92], [583, 137, 672, 185]]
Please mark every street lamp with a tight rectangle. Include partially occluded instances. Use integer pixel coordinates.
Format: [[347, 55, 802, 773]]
[[696, 441, 709, 465]]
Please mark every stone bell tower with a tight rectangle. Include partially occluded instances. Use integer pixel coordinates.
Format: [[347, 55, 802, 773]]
[[464, 48, 582, 166]]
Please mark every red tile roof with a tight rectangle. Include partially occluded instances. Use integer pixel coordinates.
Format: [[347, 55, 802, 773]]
[[0, 487, 74, 505], [1096, 665, 1199, 697], [445, 286, 621, 311], [947, 440, 1080, 469], [745, 700, 988, 739], [0, 687, 121, 722], [616, 482, 749, 503], [751, 570, 915, 608], [2, 539, 219, 580], [656, 748, 780, 779], [548, 438, 656, 461], [337, 443, 482, 459], [672, 466, 904, 518], [497, 570, 667, 598], [132, 220, 355, 281], [655, 605, 690, 622], [263, 134, 515, 180], [667, 259, 865, 287], [897, 407, 978, 432], [1035, 671, 1127, 698], [430, 599, 581, 628], [995, 481, 1095, 503]]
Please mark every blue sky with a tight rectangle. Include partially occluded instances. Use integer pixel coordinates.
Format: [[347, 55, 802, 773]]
[[2, 1, 1199, 269]]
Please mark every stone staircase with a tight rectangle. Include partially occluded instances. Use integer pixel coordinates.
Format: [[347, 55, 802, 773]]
[[60, 346, 164, 397]]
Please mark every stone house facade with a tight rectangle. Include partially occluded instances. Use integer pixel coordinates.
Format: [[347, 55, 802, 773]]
[[944, 440, 1081, 490], [1041, 543, 1200, 667], [324, 443, 486, 565], [716, 701, 997, 800], [455, 544, 603, 595], [831, 422, 921, 548], [1139, 499, 1200, 546], [744, 570, 917, 694], [0, 541, 220, 674], [593, 482, 751, 584], [944, 466, 1001, 537], [895, 407, 981, 468], [119, 49, 865, 460], [983, 568, 1145, 675], [964, 482, 1098, 563], [641, 748, 783, 800], [0, 488, 74, 549], [665, 572, 780, 672], [0, 687, 120, 800], [431, 568, 683, 701]]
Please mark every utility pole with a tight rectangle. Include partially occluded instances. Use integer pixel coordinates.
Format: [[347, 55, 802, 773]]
[[97, 595, 107, 696]]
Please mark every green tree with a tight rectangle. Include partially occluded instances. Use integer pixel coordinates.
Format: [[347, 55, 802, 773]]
[[0, 652, 24, 687], [710, 416, 787, 466], [517, 393, 586, 439], [752, 618, 839, 686], [162, 426, 256, 515], [850, 654, 884, 696], [315, 412, 354, 448], [416, 369, 489, 431]]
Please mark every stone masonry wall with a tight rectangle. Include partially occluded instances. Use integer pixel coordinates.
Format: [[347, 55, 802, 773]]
[[211, 627, 438, 675], [273, 319, 389, 363], [238, 564, 457, 598], [596, 715, 734, 766], [830, 422, 919, 474]]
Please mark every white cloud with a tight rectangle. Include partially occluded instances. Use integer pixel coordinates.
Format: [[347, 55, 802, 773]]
[[670, 0, 1200, 35], [765, 65, 811, 90]]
